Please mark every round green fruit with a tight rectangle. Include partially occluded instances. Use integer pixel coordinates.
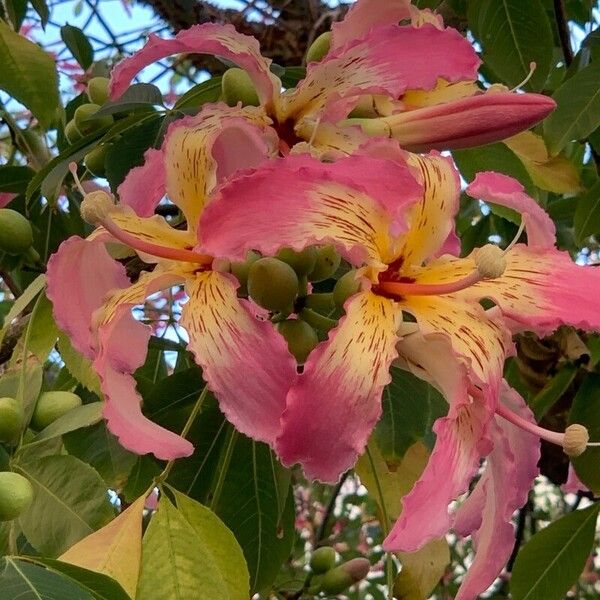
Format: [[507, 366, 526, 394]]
[[276, 246, 318, 277], [277, 319, 319, 364], [309, 245, 341, 282], [306, 32, 332, 64], [320, 558, 371, 595], [221, 68, 260, 107], [84, 144, 110, 177], [0, 209, 34, 255], [65, 119, 83, 143], [87, 76, 111, 105], [31, 391, 82, 430], [248, 258, 299, 313], [310, 546, 337, 574], [231, 250, 260, 295], [0, 397, 23, 444], [333, 270, 360, 308], [0, 472, 34, 521], [74, 103, 113, 134]]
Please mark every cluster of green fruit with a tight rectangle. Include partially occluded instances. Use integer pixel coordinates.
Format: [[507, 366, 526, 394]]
[[0, 391, 82, 522], [0, 208, 38, 262], [307, 546, 371, 595], [230, 245, 360, 363], [64, 77, 113, 177]]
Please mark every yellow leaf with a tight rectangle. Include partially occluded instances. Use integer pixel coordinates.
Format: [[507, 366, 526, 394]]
[[60, 495, 146, 598], [504, 131, 581, 194], [394, 538, 450, 600]]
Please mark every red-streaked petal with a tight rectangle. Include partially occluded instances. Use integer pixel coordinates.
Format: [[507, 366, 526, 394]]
[[330, 0, 412, 50], [276, 291, 402, 482], [466, 171, 556, 247], [95, 269, 192, 459], [201, 153, 422, 268], [346, 92, 556, 152], [46, 236, 130, 359], [281, 24, 480, 123], [453, 385, 539, 600], [181, 271, 297, 446], [110, 24, 277, 108], [117, 148, 165, 217]]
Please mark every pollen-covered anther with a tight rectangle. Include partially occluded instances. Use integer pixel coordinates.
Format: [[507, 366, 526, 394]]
[[80, 191, 116, 226], [562, 424, 589, 457], [475, 244, 507, 279]]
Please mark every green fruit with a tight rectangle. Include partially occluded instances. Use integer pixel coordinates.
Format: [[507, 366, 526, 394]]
[[0, 472, 34, 521], [306, 32, 332, 64], [277, 319, 319, 364], [231, 250, 260, 295], [87, 76, 111, 105], [221, 68, 260, 107], [74, 103, 113, 134], [276, 246, 318, 277], [247, 257, 299, 313], [84, 144, 110, 177], [0, 397, 23, 444], [310, 546, 337, 574], [65, 119, 83, 143], [333, 270, 360, 308], [320, 558, 371, 595], [309, 245, 341, 282], [0, 209, 34, 255], [31, 391, 82, 430]]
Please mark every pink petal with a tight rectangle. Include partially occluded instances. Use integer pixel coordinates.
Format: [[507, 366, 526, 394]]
[[276, 291, 402, 482], [355, 92, 556, 152], [466, 171, 556, 247], [331, 0, 412, 50], [95, 269, 193, 460], [46, 236, 130, 359], [562, 464, 589, 494], [0, 192, 17, 208], [452, 385, 539, 600], [110, 24, 276, 108], [201, 153, 421, 267], [117, 148, 166, 217], [180, 271, 297, 447]]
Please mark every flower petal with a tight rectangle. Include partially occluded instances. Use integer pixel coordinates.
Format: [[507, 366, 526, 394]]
[[276, 291, 402, 482], [466, 171, 556, 248], [94, 269, 193, 459], [280, 24, 480, 124], [201, 153, 422, 268], [110, 24, 277, 108], [452, 385, 539, 600], [163, 104, 278, 233], [346, 91, 556, 152], [180, 270, 297, 446], [46, 236, 130, 359]]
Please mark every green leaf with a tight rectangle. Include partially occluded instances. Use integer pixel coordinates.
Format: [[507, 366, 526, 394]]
[[30, 0, 49, 28], [0, 166, 35, 194], [0, 556, 93, 599], [574, 180, 600, 244], [57, 332, 101, 394], [467, 0, 553, 91], [14, 455, 114, 556], [529, 365, 577, 420], [173, 77, 222, 110], [0, 274, 45, 346], [511, 503, 600, 600], [172, 490, 250, 600], [95, 83, 164, 117], [27, 293, 58, 362], [543, 62, 600, 155], [375, 366, 445, 462], [0, 21, 60, 128], [136, 496, 234, 600], [20, 558, 131, 600], [569, 373, 600, 493], [3, 0, 28, 31], [61, 25, 94, 70]]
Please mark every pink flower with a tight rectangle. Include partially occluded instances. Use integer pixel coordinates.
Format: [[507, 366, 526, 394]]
[[46, 103, 297, 461], [108, 0, 554, 155], [0, 193, 17, 208], [198, 144, 600, 599]]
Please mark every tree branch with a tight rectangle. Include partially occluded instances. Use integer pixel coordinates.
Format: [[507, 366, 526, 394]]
[[553, 0, 574, 67]]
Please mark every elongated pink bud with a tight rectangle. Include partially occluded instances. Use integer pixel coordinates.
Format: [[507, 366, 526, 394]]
[[346, 92, 556, 152]]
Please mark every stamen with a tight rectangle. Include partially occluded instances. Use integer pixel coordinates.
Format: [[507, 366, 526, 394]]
[[510, 62, 537, 92], [308, 116, 322, 147], [377, 270, 482, 297]]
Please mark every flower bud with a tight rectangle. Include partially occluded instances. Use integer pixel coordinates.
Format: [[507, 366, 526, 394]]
[[87, 76, 111, 105], [320, 558, 370, 595], [0, 472, 34, 521], [333, 269, 360, 308], [475, 244, 506, 279], [306, 32, 331, 64], [276, 246, 318, 277], [277, 319, 319, 364], [247, 257, 299, 313], [74, 103, 114, 134], [309, 546, 337, 574], [31, 391, 82, 430], [309, 245, 341, 282], [80, 191, 115, 225], [221, 68, 260, 107], [0, 209, 34, 255], [563, 424, 589, 457], [0, 397, 23, 444]]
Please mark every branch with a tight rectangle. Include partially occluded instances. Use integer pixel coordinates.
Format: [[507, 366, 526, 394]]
[[553, 0, 574, 67]]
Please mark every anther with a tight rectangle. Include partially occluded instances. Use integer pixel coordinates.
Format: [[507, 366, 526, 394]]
[[562, 424, 589, 457], [80, 191, 116, 225], [475, 244, 507, 279]]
